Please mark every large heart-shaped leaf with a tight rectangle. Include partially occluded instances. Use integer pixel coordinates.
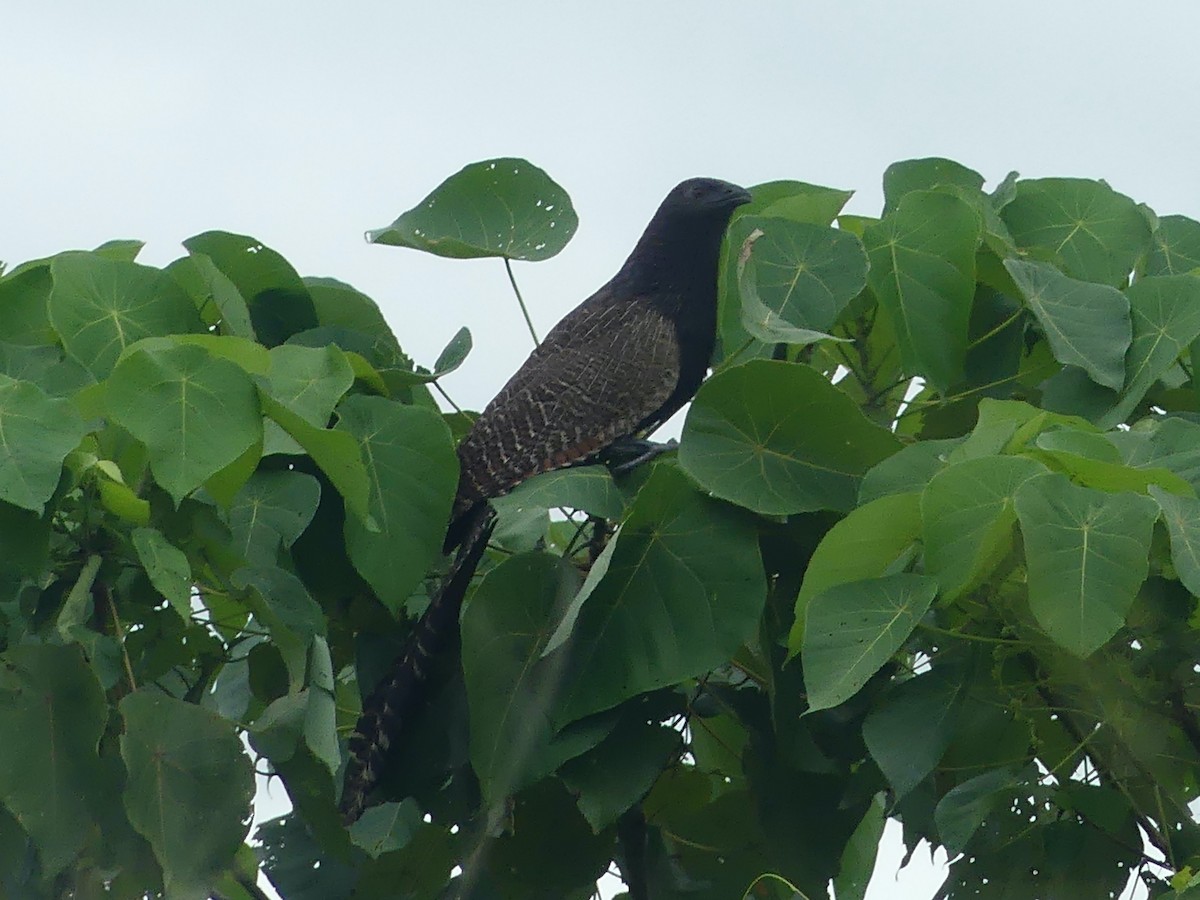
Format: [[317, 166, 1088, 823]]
[[1005, 259, 1130, 390], [551, 465, 765, 724], [48, 253, 202, 377], [863, 190, 982, 391], [802, 573, 938, 712], [120, 691, 254, 899], [1001, 178, 1152, 286], [337, 395, 458, 611], [1014, 473, 1158, 657], [0, 374, 87, 513], [367, 158, 577, 261], [0, 645, 106, 877], [107, 343, 262, 503], [680, 360, 900, 515]]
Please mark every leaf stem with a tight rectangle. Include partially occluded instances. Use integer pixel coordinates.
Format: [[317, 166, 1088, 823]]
[[102, 584, 138, 692], [504, 258, 540, 346], [432, 381, 463, 414]]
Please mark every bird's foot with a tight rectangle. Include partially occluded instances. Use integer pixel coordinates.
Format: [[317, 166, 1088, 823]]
[[605, 437, 680, 475]]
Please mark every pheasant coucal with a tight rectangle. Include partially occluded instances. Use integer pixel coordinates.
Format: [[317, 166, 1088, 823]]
[[340, 176, 751, 823]]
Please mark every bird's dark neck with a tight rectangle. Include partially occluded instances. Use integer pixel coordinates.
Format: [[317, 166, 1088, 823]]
[[610, 216, 727, 311]]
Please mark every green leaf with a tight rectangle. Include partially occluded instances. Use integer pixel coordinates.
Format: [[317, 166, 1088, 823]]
[[679, 360, 900, 515], [858, 438, 962, 503], [265, 344, 355, 425], [1148, 487, 1200, 598], [132, 527, 193, 619], [262, 344, 355, 454], [747, 180, 855, 226], [462, 552, 613, 804], [181, 252, 256, 338], [833, 793, 886, 900], [0, 341, 93, 398], [717, 181, 854, 362], [106, 343, 262, 504], [337, 395, 458, 611], [559, 715, 682, 833], [1032, 427, 1191, 494], [120, 691, 254, 900], [304, 277, 402, 345], [491, 465, 626, 522], [228, 470, 321, 566], [57, 553, 102, 638], [48, 253, 202, 377], [0, 264, 55, 346], [348, 799, 422, 859], [934, 769, 1014, 855], [863, 190, 982, 391], [922, 456, 1047, 599], [233, 566, 325, 662], [882, 157, 984, 215], [552, 465, 766, 724], [1004, 258, 1130, 390], [863, 665, 967, 800], [0, 501, 50, 583], [787, 492, 922, 651], [367, 158, 577, 261], [736, 217, 868, 337], [1001, 177, 1153, 285], [1014, 473, 1159, 657], [1145, 214, 1200, 276], [0, 373, 87, 512], [433, 326, 472, 374], [802, 573, 938, 713], [1098, 275, 1200, 427], [258, 393, 372, 524], [1110, 416, 1200, 493], [0, 645, 106, 877], [183, 231, 318, 346]]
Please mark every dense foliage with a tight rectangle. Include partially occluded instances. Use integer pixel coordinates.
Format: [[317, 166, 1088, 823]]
[[2, 155, 1200, 899]]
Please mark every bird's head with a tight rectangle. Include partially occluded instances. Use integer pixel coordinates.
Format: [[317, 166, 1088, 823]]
[[635, 177, 751, 260], [617, 177, 752, 297], [662, 177, 752, 219]]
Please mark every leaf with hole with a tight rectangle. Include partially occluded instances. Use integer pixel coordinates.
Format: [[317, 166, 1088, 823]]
[[367, 158, 577, 261]]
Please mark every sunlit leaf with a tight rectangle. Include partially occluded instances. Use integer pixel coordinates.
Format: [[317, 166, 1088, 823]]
[[106, 343, 262, 503], [788, 492, 922, 650]]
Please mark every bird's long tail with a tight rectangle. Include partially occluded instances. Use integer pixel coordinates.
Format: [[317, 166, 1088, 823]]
[[339, 504, 496, 824]]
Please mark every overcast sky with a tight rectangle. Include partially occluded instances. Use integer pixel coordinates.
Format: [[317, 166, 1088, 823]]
[[6, 2, 1196, 897]]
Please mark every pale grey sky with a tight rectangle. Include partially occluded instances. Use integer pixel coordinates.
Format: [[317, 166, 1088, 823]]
[[5, 2, 1196, 897]]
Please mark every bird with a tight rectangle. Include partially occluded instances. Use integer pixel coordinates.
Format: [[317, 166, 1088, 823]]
[[339, 176, 752, 825]]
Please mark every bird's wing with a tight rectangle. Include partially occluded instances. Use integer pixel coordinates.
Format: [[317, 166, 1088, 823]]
[[455, 293, 680, 507]]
